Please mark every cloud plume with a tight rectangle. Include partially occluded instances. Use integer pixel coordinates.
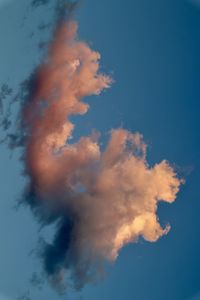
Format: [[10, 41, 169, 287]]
[[2, 3, 183, 292]]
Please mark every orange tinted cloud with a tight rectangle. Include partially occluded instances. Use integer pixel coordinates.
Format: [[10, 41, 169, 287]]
[[22, 19, 183, 289]]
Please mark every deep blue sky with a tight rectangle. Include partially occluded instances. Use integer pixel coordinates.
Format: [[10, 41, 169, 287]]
[[0, 1, 200, 299]]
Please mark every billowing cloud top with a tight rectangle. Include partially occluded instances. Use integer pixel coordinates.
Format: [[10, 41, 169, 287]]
[[0, 1, 183, 292], [18, 18, 183, 290]]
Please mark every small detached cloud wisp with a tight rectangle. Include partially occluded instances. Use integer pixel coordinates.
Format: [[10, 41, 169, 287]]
[[0, 0, 183, 293]]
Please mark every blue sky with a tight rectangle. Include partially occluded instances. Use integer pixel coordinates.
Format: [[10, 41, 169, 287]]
[[0, 0, 200, 299]]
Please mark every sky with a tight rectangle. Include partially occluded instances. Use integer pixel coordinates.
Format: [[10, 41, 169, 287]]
[[0, 0, 200, 300]]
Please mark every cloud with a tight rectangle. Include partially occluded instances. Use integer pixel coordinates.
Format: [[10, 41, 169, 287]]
[[17, 18, 182, 290], [1, 1, 183, 293]]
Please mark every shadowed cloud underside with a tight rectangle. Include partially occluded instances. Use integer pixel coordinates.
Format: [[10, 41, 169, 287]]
[[15, 17, 183, 290]]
